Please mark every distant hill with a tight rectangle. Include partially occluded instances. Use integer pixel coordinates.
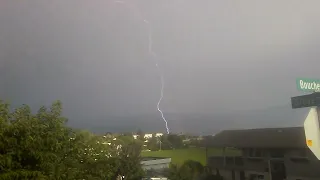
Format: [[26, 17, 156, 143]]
[[70, 104, 309, 135]]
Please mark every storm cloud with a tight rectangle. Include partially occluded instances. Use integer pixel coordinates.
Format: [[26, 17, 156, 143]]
[[1, 0, 320, 133]]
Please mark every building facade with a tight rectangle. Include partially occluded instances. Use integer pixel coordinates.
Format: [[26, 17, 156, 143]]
[[206, 127, 320, 180]]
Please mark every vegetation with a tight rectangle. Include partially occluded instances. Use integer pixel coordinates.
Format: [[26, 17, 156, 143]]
[[0, 100, 235, 180], [165, 160, 224, 180], [0, 100, 144, 180], [141, 133, 185, 151]]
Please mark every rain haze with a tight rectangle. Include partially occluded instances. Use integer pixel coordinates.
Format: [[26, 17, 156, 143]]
[[1, 0, 320, 134]]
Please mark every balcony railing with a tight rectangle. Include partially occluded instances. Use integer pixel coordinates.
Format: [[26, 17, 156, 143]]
[[207, 156, 269, 172], [207, 156, 244, 170]]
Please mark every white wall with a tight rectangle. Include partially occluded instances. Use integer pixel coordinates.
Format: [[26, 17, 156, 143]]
[[142, 163, 169, 171], [141, 158, 171, 171]]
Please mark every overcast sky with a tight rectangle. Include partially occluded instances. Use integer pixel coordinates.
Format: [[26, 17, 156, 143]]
[[1, 0, 320, 132]]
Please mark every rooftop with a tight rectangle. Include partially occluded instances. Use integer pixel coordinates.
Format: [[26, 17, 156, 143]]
[[206, 127, 307, 149]]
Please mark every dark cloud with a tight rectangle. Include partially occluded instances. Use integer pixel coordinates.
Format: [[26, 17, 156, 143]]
[[1, 0, 320, 133]]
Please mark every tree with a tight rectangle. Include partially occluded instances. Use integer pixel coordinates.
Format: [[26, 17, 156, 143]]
[[0, 100, 145, 180], [182, 160, 204, 176], [136, 129, 143, 136], [146, 137, 159, 151], [135, 129, 146, 142], [166, 160, 224, 180], [197, 170, 224, 180], [159, 135, 173, 150], [166, 163, 194, 180], [66, 130, 120, 180], [0, 101, 70, 179], [166, 134, 183, 149], [116, 142, 145, 180]]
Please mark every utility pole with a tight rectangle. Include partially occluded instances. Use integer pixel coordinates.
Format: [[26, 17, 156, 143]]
[[159, 139, 162, 151]]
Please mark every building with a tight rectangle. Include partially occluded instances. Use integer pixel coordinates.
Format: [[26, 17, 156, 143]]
[[155, 133, 163, 138], [144, 134, 153, 139], [133, 134, 139, 139], [206, 127, 320, 180]]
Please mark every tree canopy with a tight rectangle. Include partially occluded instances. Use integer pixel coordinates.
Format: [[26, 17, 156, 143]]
[[0, 100, 144, 180]]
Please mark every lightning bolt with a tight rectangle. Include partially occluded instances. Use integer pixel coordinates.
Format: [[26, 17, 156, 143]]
[[114, 1, 170, 134]]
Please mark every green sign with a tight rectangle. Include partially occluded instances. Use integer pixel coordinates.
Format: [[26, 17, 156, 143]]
[[296, 78, 320, 92]]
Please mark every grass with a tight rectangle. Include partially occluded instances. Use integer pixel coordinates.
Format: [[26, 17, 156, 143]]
[[141, 147, 240, 165]]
